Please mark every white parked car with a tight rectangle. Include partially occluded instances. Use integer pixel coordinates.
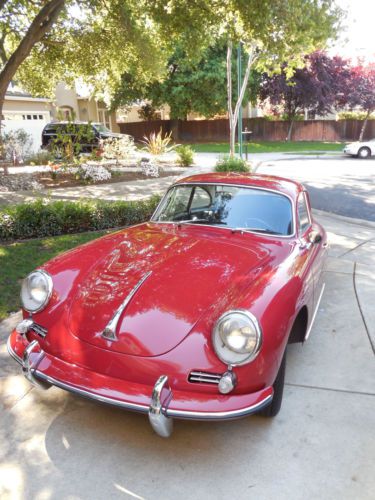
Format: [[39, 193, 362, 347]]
[[343, 140, 375, 158]]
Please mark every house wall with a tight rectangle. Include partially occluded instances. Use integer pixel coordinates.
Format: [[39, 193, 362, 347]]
[[54, 83, 79, 118], [78, 98, 98, 122], [3, 99, 51, 114]]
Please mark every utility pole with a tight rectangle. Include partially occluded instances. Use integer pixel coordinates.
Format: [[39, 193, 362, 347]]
[[237, 42, 243, 158]]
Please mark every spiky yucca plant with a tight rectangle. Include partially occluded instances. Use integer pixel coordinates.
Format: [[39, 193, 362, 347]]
[[141, 129, 178, 155]]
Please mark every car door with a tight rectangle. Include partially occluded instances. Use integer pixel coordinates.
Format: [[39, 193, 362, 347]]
[[297, 190, 325, 312]]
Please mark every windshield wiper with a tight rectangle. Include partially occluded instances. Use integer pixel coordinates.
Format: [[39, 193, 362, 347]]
[[232, 227, 282, 235], [176, 218, 210, 225]]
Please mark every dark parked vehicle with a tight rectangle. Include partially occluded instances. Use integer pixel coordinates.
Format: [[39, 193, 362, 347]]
[[41, 121, 127, 153]]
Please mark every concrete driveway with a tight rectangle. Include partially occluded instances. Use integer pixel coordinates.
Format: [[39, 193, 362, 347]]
[[0, 211, 374, 500]]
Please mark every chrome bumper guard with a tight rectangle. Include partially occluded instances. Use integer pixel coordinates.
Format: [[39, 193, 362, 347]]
[[22, 340, 51, 390], [7, 336, 272, 438], [148, 375, 173, 438]]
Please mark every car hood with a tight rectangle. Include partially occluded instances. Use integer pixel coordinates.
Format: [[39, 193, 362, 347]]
[[67, 225, 272, 357]]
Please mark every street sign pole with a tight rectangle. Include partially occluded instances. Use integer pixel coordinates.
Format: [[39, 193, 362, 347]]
[[237, 43, 243, 158]]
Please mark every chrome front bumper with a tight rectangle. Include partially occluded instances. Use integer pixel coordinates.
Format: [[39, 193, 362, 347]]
[[7, 336, 272, 438]]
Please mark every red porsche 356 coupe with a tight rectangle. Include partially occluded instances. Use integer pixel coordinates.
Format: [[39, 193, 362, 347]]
[[8, 173, 328, 437]]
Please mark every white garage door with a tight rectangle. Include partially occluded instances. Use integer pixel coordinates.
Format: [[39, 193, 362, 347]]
[[2, 111, 51, 153]]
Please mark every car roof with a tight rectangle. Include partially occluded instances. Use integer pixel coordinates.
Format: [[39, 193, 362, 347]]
[[174, 172, 304, 201], [45, 121, 107, 127]]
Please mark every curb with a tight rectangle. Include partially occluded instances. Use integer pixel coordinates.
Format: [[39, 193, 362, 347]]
[[312, 209, 375, 229], [254, 159, 375, 229]]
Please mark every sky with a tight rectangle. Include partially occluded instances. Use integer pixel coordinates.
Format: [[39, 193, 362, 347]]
[[331, 0, 375, 60]]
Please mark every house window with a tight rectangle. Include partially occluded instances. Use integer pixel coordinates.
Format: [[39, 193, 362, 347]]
[[98, 108, 111, 130]]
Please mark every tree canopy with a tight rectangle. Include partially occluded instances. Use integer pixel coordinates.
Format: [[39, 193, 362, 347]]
[[0, 0, 344, 158], [112, 43, 259, 119], [258, 51, 351, 139], [0, 0, 166, 101], [344, 63, 375, 140]]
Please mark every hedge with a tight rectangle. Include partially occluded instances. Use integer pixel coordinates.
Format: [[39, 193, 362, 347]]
[[0, 195, 161, 241]]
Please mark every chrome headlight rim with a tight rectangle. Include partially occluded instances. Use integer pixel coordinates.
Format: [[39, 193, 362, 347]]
[[20, 269, 53, 313], [212, 309, 262, 366]]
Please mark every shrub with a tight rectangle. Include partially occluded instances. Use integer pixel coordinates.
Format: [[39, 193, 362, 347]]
[[25, 150, 54, 166], [102, 135, 136, 163], [215, 155, 250, 173], [141, 129, 177, 155], [0, 196, 161, 241], [1, 128, 33, 163], [140, 161, 159, 177], [176, 145, 194, 167], [51, 117, 95, 163], [338, 111, 375, 120], [76, 164, 112, 183]]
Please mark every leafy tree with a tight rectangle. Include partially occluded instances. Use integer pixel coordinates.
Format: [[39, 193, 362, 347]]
[[138, 104, 161, 121], [258, 52, 351, 140], [146, 1, 344, 154], [344, 63, 375, 141], [0, 0, 166, 172], [113, 42, 260, 121]]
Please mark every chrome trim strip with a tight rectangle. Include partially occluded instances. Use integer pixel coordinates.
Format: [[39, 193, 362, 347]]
[[190, 371, 221, 379], [151, 182, 296, 239], [34, 370, 150, 413], [102, 271, 152, 341], [7, 335, 23, 365], [189, 377, 220, 384], [304, 282, 326, 341], [166, 394, 273, 420]]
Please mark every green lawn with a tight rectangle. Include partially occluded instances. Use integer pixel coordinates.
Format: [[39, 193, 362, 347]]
[[0, 230, 107, 321], [189, 141, 344, 154]]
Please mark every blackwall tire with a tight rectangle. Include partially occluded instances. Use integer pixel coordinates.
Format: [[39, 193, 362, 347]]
[[259, 351, 286, 417]]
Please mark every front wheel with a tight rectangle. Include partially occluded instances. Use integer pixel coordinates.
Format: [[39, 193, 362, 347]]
[[259, 351, 286, 417], [357, 147, 371, 159]]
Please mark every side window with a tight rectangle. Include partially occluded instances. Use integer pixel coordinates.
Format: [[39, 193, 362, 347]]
[[298, 192, 310, 234], [191, 187, 211, 210], [161, 186, 191, 219]]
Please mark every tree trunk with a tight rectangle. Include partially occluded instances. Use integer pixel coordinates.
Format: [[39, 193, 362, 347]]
[[0, 0, 65, 174], [227, 42, 257, 157], [286, 119, 294, 141], [227, 43, 235, 156], [358, 110, 370, 141]]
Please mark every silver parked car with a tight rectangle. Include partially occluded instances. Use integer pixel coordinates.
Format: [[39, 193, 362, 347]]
[[344, 140, 375, 158]]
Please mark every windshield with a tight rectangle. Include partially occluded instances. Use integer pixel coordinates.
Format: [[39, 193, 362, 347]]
[[152, 184, 294, 236], [93, 123, 112, 134]]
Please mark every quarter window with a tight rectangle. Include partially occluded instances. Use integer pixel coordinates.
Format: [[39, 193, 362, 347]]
[[298, 193, 310, 233]]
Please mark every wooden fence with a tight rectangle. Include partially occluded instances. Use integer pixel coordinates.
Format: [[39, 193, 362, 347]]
[[118, 118, 375, 143]]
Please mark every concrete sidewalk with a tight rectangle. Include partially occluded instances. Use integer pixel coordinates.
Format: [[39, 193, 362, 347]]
[[0, 211, 374, 500]]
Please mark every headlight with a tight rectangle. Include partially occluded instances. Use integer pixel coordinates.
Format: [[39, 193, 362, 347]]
[[20, 270, 53, 313], [212, 310, 262, 366]]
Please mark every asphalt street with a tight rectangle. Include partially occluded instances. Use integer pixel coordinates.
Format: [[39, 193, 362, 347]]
[[256, 154, 375, 222]]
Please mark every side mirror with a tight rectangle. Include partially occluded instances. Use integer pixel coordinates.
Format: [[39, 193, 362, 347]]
[[309, 231, 322, 244]]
